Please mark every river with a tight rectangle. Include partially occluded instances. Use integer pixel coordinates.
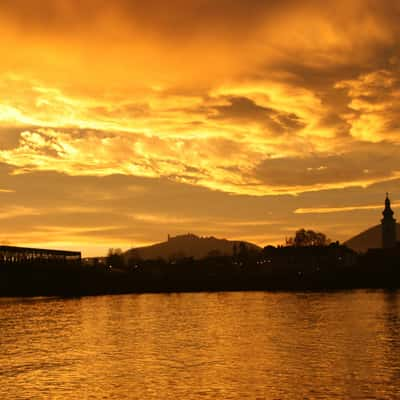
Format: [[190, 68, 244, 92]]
[[1, 291, 399, 399]]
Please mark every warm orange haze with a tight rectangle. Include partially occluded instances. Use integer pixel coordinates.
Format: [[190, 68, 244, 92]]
[[1, 1, 400, 256]]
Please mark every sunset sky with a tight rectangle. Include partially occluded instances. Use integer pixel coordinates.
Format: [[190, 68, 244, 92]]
[[1, 0, 400, 256]]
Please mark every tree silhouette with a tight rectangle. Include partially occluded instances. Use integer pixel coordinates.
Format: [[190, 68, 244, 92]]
[[106, 248, 125, 269], [286, 229, 330, 247]]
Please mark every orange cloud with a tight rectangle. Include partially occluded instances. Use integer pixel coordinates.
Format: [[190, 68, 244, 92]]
[[1, 0, 400, 252], [294, 201, 400, 214]]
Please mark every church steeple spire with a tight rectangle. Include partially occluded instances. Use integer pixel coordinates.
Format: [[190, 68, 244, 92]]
[[381, 193, 396, 248], [383, 192, 394, 219]]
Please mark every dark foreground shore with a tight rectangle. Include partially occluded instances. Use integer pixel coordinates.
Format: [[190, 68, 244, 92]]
[[1, 257, 400, 297]]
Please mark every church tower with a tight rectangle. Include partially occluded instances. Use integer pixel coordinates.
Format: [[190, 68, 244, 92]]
[[381, 193, 397, 249]]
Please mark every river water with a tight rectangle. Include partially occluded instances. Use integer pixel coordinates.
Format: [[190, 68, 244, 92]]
[[1, 291, 399, 399]]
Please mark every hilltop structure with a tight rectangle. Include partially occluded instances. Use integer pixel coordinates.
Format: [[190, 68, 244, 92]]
[[381, 193, 397, 249], [125, 233, 261, 261]]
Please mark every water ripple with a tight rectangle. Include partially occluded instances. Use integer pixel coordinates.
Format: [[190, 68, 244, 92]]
[[1, 290, 400, 399]]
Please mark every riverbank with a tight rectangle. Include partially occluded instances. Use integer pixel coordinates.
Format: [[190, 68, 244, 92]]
[[1, 257, 400, 297]]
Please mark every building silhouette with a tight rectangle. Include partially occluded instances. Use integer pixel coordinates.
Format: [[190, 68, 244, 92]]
[[381, 193, 397, 249], [0, 245, 81, 264]]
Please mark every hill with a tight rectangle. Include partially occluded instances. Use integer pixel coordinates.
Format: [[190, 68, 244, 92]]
[[125, 233, 261, 261], [344, 224, 400, 253]]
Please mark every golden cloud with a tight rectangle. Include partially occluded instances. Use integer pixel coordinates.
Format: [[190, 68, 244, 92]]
[[1, 0, 400, 253], [294, 201, 400, 214], [0, 1, 399, 197]]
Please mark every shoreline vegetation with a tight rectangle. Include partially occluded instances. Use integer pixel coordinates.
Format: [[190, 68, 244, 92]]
[[1, 243, 400, 297]]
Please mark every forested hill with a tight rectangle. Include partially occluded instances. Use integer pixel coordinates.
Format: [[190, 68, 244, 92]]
[[125, 233, 261, 260]]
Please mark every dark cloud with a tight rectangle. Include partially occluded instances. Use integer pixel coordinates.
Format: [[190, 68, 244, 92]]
[[89, 104, 150, 119], [0, 128, 28, 149], [212, 97, 274, 121], [0, 0, 294, 34], [2, 0, 399, 44], [255, 142, 400, 186], [210, 96, 305, 133], [275, 113, 305, 132]]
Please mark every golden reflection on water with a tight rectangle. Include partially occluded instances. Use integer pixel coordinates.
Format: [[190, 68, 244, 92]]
[[0, 291, 400, 399]]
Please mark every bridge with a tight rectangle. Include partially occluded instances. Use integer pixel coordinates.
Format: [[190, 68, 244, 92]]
[[0, 245, 81, 264]]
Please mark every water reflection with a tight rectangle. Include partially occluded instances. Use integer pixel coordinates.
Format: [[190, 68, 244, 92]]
[[0, 291, 399, 399]]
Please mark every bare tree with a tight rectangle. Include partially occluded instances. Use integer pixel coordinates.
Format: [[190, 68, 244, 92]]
[[106, 248, 125, 269]]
